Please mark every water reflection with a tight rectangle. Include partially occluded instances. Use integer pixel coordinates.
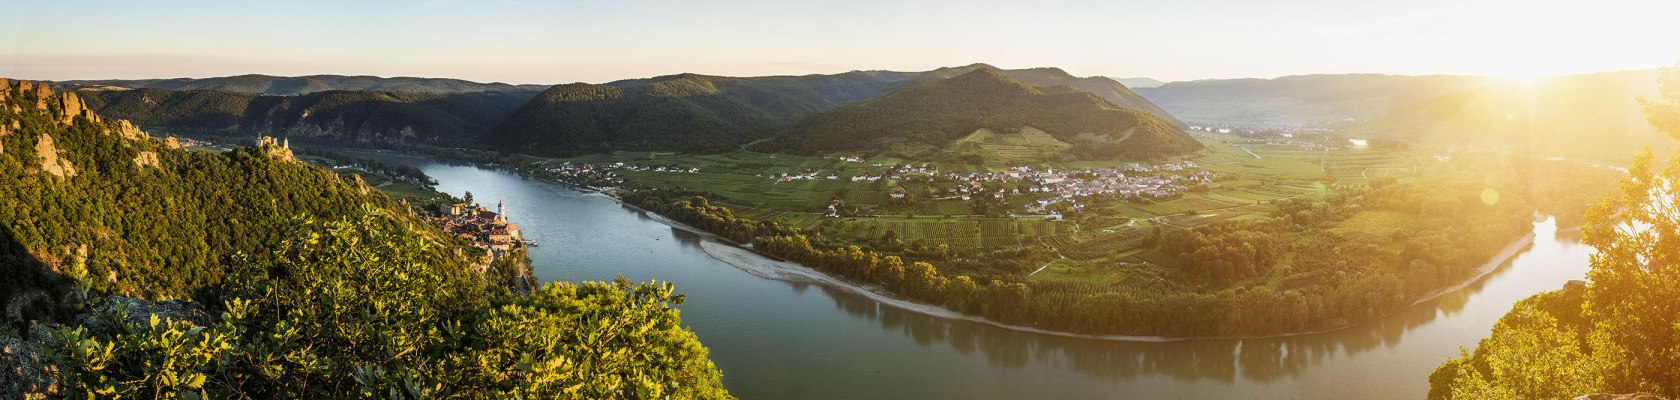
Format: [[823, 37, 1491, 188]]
[[804, 218, 1577, 385], [381, 153, 1594, 400]]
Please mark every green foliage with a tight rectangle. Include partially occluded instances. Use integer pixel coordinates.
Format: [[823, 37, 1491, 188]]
[[45, 216, 730, 399], [1428, 288, 1603, 400], [1431, 63, 1680, 399], [0, 87, 731, 398]]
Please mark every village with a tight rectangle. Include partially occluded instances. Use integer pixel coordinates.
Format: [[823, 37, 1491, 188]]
[[417, 200, 527, 266], [533, 155, 1216, 219]]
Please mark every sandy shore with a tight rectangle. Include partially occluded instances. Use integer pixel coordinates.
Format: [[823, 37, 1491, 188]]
[[563, 180, 1549, 342]]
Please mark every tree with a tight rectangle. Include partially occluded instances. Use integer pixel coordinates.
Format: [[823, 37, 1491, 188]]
[[1581, 63, 1680, 396]]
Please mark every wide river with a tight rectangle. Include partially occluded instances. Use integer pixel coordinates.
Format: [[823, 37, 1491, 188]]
[[392, 155, 1592, 399]]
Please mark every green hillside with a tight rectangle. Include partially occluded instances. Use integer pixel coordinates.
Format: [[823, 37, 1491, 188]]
[[756, 68, 1202, 161], [916, 63, 1186, 128], [0, 79, 730, 398], [482, 71, 918, 155]]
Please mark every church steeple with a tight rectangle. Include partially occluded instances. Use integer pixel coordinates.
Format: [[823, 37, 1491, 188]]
[[497, 200, 506, 222]]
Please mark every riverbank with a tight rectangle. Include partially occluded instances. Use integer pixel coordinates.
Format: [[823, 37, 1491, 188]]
[[529, 165, 1554, 342]]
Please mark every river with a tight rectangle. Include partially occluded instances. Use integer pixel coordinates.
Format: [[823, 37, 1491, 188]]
[[389, 155, 1593, 399]]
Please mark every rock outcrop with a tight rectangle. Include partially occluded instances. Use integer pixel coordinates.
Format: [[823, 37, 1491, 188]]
[[17, 80, 54, 110], [34, 134, 76, 178], [55, 92, 90, 124], [110, 119, 145, 141], [133, 151, 160, 168]]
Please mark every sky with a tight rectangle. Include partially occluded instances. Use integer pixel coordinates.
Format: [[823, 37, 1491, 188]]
[[1, 0, 1676, 84]]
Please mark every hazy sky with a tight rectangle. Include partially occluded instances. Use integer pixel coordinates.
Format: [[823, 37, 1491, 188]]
[[2, 0, 1676, 84]]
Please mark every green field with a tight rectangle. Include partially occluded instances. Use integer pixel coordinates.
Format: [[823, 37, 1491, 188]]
[[542, 133, 1423, 261]]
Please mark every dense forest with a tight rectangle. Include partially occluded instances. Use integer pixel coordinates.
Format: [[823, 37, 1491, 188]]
[[755, 68, 1202, 161], [481, 71, 920, 155], [79, 87, 537, 147], [1429, 65, 1680, 400], [0, 80, 730, 398]]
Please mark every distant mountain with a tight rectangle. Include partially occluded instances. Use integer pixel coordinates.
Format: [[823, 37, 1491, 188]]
[[1135, 74, 1488, 124], [755, 68, 1201, 162], [55, 74, 550, 95], [68, 64, 1189, 158], [1348, 69, 1667, 161], [481, 71, 918, 155], [1112, 77, 1166, 88], [914, 64, 1185, 128], [79, 88, 537, 145]]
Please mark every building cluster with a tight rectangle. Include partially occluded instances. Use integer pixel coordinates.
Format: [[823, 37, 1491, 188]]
[[543, 161, 706, 185], [421, 200, 525, 260]]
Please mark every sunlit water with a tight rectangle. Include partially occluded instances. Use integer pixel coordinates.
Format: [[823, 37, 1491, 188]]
[[382, 154, 1593, 399]]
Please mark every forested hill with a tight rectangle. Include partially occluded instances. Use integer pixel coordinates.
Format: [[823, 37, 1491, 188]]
[[79, 87, 536, 146], [754, 67, 1203, 161], [0, 79, 428, 309], [61, 64, 1186, 157], [55, 74, 549, 95], [0, 78, 730, 398], [914, 63, 1186, 128], [480, 71, 918, 155]]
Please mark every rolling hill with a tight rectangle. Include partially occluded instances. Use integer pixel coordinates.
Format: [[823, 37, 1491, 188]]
[[481, 71, 918, 155], [56, 74, 549, 95], [755, 67, 1201, 162], [1347, 69, 1667, 161], [65, 65, 1188, 158], [1135, 74, 1488, 124], [914, 64, 1185, 128]]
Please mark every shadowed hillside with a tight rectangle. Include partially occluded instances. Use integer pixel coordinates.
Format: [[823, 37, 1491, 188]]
[[79, 88, 536, 146]]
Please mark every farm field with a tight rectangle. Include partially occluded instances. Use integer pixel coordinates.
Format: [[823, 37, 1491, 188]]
[[540, 133, 1424, 269]]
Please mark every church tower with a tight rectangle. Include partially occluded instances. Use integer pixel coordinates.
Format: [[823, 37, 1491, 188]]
[[497, 200, 506, 222]]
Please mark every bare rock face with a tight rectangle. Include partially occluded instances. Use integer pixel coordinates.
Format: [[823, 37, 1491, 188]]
[[164, 136, 181, 149], [111, 119, 145, 141], [34, 134, 77, 178], [17, 81, 54, 110], [0, 77, 10, 95], [56, 92, 86, 124], [133, 151, 160, 168]]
